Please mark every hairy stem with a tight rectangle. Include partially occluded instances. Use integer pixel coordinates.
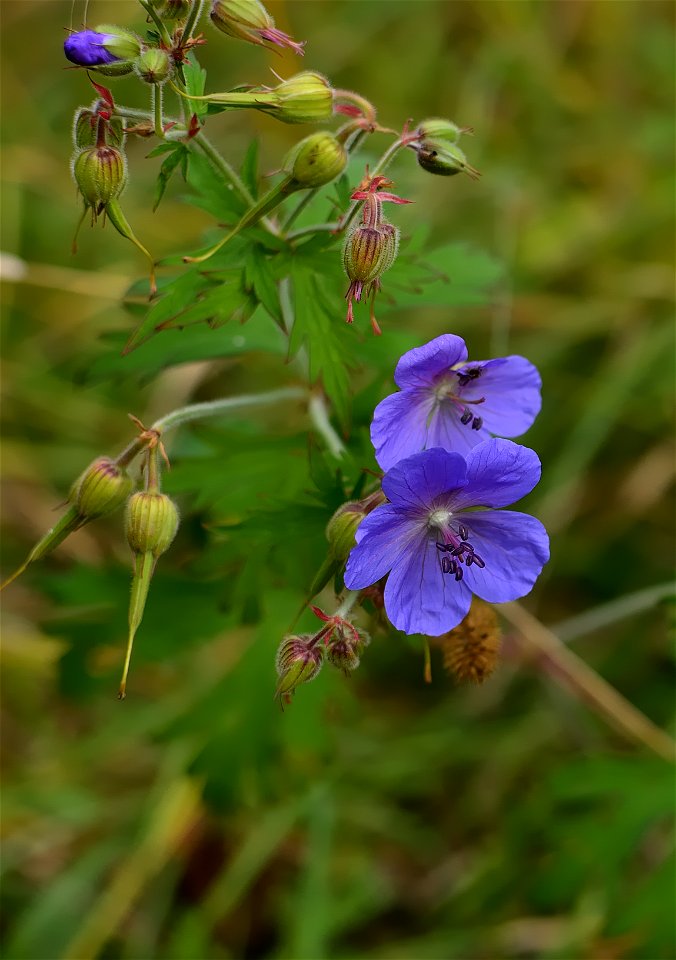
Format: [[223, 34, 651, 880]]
[[308, 393, 346, 459]]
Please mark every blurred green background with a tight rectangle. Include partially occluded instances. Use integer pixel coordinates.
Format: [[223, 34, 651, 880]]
[[1, 1, 674, 958]]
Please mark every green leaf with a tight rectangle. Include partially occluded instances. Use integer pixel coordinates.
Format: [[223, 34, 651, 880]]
[[183, 54, 207, 118], [153, 143, 188, 212], [290, 262, 353, 427], [245, 246, 283, 324], [185, 146, 248, 221], [240, 139, 259, 199]]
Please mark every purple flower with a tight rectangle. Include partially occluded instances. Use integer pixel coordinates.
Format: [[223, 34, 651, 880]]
[[371, 334, 542, 470], [344, 440, 549, 636], [64, 30, 121, 67]]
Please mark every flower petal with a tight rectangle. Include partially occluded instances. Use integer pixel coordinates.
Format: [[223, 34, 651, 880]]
[[371, 389, 437, 471], [382, 448, 468, 512], [384, 533, 472, 635], [458, 510, 550, 602], [457, 356, 541, 437], [453, 439, 541, 509], [425, 401, 490, 457], [394, 334, 468, 389], [344, 505, 419, 590]]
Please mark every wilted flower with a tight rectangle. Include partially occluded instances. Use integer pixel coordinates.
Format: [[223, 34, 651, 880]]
[[275, 635, 324, 700], [371, 334, 541, 469], [344, 441, 549, 636]]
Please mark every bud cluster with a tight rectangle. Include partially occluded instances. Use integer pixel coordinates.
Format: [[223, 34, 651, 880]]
[[275, 605, 370, 703]]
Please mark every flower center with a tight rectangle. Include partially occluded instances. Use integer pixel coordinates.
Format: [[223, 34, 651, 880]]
[[433, 367, 486, 431], [434, 522, 486, 581]]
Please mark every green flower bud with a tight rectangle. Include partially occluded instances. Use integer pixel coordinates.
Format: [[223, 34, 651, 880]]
[[125, 492, 179, 558], [343, 221, 399, 286], [270, 71, 333, 124], [326, 501, 367, 565], [275, 635, 323, 700], [283, 132, 347, 188], [134, 48, 172, 85], [415, 117, 471, 143], [73, 457, 134, 519], [416, 140, 480, 180], [94, 23, 143, 61], [72, 144, 127, 210], [91, 60, 136, 78]]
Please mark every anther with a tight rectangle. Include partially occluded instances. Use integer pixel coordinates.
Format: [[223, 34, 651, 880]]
[[459, 524, 469, 541], [460, 408, 473, 425], [471, 416, 483, 430], [441, 556, 451, 573]]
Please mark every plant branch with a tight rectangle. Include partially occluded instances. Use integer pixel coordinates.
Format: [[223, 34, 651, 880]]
[[500, 601, 675, 763], [308, 393, 346, 459]]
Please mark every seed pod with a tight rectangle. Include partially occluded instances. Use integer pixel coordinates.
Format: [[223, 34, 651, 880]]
[[134, 48, 172, 85], [327, 627, 370, 675], [416, 140, 480, 180], [343, 221, 399, 286], [283, 132, 346, 188], [125, 492, 179, 558], [73, 457, 133, 520], [271, 71, 333, 124], [326, 501, 367, 565], [72, 144, 127, 210]]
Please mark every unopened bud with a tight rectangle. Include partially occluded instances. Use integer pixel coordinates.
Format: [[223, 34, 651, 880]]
[[275, 635, 323, 699], [343, 221, 399, 286], [326, 501, 366, 565], [125, 492, 179, 558], [135, 48, 172, 85], [416, 140, 480, 180], [283, 132, 347, 188], [72, 144, 127, 209], [415, 117, 471, 143], [327, 626, 370, 675], [94, 24, 143, 62], [270, 71, 333, 124], [73, 457, 133, 519], [210, 0, 305, 55]]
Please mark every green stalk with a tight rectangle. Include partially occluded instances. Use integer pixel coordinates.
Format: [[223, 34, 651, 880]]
[[119, 550, 155, 699], [183, 176, 303, 264], [1, 505, 84, 590]]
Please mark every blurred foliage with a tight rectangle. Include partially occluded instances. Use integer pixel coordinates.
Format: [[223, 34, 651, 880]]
[[1, 1, 674, 959]]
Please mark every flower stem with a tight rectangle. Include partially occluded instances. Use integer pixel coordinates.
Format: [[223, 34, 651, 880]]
[[192, 132, 254, 207], [151, 387, 305, 434], [552, 582, 676, 643], [179, 0, 204, 45], [335, 590, 360, 620], [153, 84, 164, 139], [139, 0, 172, 45]]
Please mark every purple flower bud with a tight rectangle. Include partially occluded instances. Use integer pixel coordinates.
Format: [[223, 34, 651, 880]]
[[64, 29, 122, 67]]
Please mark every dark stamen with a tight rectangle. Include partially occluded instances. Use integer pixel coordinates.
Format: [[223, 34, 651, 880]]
[[459, 524, 469, 541], [460, 408, 473, 425], [456, 366, 483, 387], [471, 416, 483, 430], [441, 556, 451, 573]]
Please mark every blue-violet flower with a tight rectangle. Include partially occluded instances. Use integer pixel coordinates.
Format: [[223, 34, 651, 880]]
[[344, 440, 549, 636], [64, 30, 123, 67], [371, 334, 541, 469]]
